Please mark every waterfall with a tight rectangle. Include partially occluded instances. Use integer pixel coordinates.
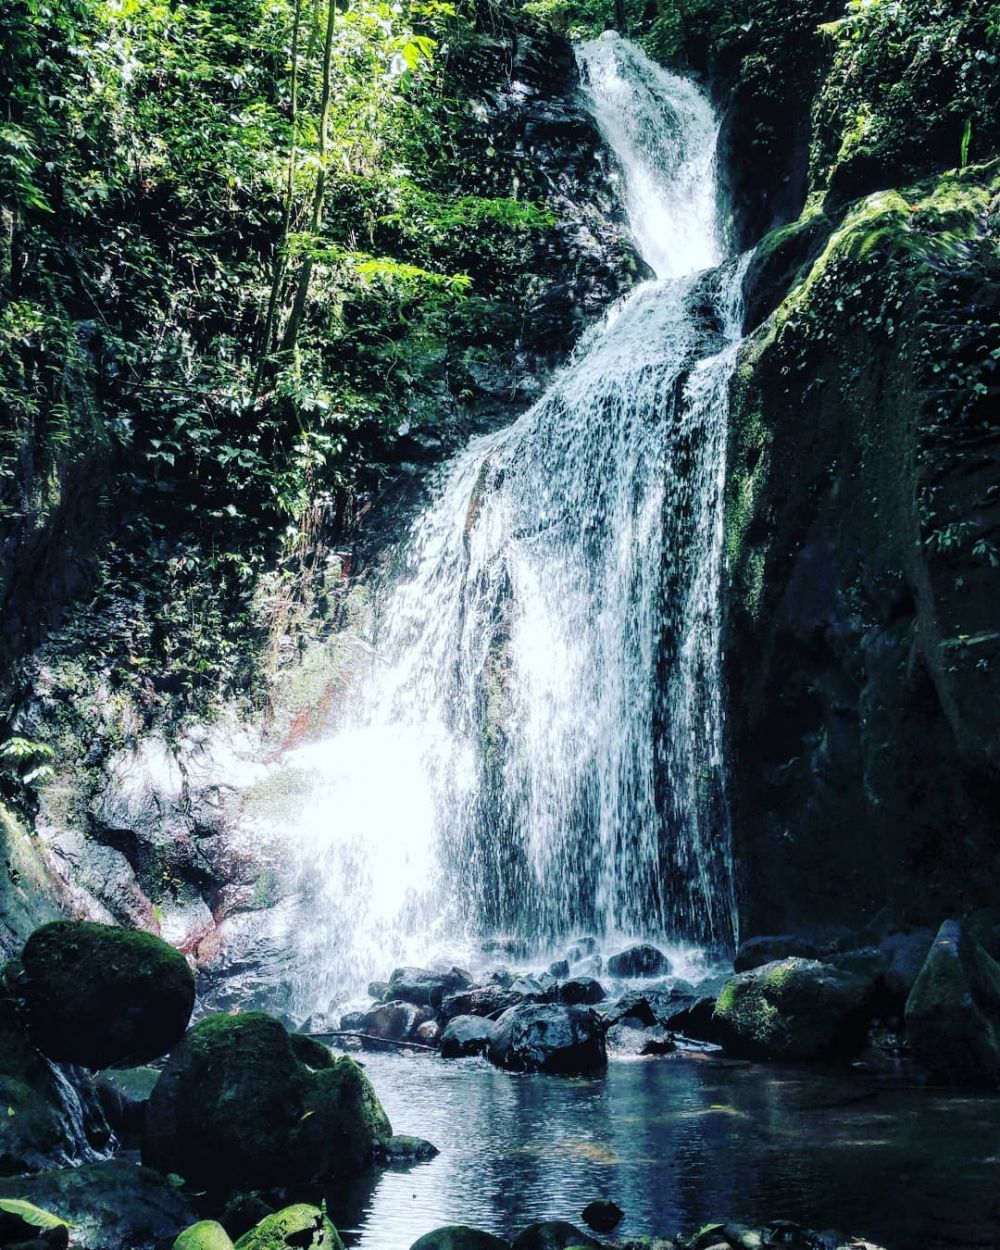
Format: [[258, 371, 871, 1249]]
[[276, 34, 746, 1011]]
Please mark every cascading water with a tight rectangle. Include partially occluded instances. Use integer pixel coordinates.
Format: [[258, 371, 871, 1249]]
[[275, 34, 746, 1011]]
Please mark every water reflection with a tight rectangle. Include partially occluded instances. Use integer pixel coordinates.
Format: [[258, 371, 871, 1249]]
[[329, 1054, 1000, 1250]]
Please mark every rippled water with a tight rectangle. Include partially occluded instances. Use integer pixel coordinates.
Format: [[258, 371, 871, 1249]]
[[328, 1055, 1000, 1250]]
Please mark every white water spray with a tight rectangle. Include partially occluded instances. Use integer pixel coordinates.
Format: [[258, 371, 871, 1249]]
[[272, 34, 746, 1011]]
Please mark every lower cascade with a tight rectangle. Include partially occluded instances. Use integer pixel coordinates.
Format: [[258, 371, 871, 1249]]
[[277, 34, 747, 1011]]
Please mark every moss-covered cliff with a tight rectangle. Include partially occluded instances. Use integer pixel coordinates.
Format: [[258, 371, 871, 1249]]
[[723, 1, 1000, 935]]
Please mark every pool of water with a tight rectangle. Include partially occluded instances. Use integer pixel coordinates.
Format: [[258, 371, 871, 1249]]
[[327, 1052, 1000, 1250]]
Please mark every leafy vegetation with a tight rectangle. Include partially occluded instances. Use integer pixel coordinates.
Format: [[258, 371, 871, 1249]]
[[0, 0, 563, 722]]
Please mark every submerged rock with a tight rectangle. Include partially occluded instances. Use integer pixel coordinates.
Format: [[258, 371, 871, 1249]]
[[0, 1159, 197, 1250], [410, 1229, 509, 1250], [18, 921, 195, 1069], [606, 944, 671, 979], [487, 1003, 606, 1075], [904, 920, 1000, 1086], [233, 1205, 344, 1250], [511, 1221, 599, 1249], [383, 1134, 439, 1164], [143, 1012, 391, 1191], [439, 1015, 495, 1059], [581, 1200, 623, 1233], [713, 959, 874, 1061]]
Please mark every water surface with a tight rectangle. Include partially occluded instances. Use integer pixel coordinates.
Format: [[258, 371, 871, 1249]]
[[331, 1054, 1000, 1250]]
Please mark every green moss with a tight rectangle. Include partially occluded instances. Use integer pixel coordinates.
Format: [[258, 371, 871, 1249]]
[[233, 1204, 344, 1250], [174, 1220, 236, 1250]]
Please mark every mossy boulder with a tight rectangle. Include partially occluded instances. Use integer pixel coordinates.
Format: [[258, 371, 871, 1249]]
[[19, 921, 195, 1069], [904, 920, 1000, 1087], [233, 1205, 343, 1250], [174, 1221, 235, 1250], [142, 1012, 391, 1191], [713, 959, 875, 1061], [410, 1229, 510, 1250]]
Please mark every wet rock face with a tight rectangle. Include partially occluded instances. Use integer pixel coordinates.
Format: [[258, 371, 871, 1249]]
[[606, 944, 672, 979], [439, 1015, 496, 1060], [19, 920, 195, 1069], [487, 1002, 607, 1075], [0, 990, 111, 1176], [904, 920, 1000, 1087], [410, 1230, 510, 1250], [726, 165, 1000, 939], [142, 1013, 391, 1192]]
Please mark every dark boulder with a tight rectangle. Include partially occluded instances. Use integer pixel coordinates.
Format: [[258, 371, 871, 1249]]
[[662, 995, 721, 1044], [410, 1229, 509, 1250], [581, 1200, 623, 1233], [415, 1020, 441, 1047], [361, 1001, 431, 1046], [606, 944, 671, 979], [488, 1003, 606, 1075], [439, 1015, 495, 1059], [19, 921, 194, 1069], [713, 959, 875, 1061], [511, 1221, 598, 1249], [904, 920, 1000, 1087], [142, 1012, 391, 1191], [880, 928, 935, 1009], [383, 1135, 439, 1164], [383, 966, 473, 1010], [557, 977, 605, 1005], [605, 1019, 675, 1056], [733, 935, 821, 973], [440, 987, 523, 1021], [0, 1159, 198, 1250]]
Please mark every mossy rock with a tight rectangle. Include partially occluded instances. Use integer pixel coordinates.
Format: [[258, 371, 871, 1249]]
[[713, 959, 875, 1061], [512, 1222, 599, 1250], [904, 920, 1000, 1087], [19, 921, 194, 1069], [410, 1229, 510, 1250], [233, 1204, 343, 1250], [174, 1221, 235, 1250], [142, 1013, 391, 1192]]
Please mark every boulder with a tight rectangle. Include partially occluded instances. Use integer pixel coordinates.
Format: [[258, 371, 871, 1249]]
[[410, 1230, 509, 1250], [605, 1020, 675, 1056], [880, 928, 935, 1009], [581, 1200, 623, 1233], [173, 1222, 235, 1250], [361, 1001, 431, 1046], [142, 1013, 391, 1191], [0, 1159, 198, 1250], [0, 991, 110, 1176], [439, 1015, 495, 1059], [383, 1134, 439, 1164], [233, 1205, 344, 1250], [904, 920, 1000, 1086], [557, 977, 605, 1005], [19, 921, 195, 1069], [383, 966, 473, 1009], [488, 1003, 606, 1075], [713, 959, 875, 1060], [606, 944, 671, 979], [415, 1020, 441, 1047], [440, 987, 523, 1021], [511, 1222, 599, 1249], [733, 935, 821, 973], [662, 995, 720, 1044]]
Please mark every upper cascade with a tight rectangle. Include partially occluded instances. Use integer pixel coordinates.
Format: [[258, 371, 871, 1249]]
[[264, 38, 743, 1011]]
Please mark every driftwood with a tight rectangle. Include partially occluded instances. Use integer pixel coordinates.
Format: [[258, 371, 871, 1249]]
[[305, 1029, 439, 1053]]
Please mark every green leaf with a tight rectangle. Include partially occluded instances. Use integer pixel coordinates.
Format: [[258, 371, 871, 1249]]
[[0, 1198, 71, 1230]]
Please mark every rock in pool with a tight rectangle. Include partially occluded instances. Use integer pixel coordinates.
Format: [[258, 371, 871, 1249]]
[[233, 1204, 344, 1250], [410, 1228, 510, 1249], [440, 1015, 495, 1059], [606, 944, 671, 979], [488, 1003, 606, 1075]]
